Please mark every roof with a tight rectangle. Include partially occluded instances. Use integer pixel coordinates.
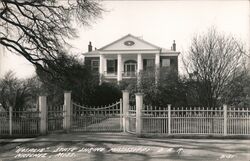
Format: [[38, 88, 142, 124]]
[[83, 34, 179, 55], [98, 34, 161, 50]]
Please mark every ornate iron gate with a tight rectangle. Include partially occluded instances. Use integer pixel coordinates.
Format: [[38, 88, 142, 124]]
[[71, 99, 123, 132]]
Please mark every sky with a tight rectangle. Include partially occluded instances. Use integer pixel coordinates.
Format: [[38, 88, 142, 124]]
[[0, 0, 249, 78]]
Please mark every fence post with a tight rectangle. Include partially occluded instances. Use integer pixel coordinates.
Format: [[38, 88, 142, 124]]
[[168, 104, 171, 135], [223, 104, 227, 136], [136, 93, 143, 137], [39, 96, 47, 135], [63, 91, 72, 133], [120, 98, 123, 131], [9, 106, 13, 136], [122, 90, 129, 133]]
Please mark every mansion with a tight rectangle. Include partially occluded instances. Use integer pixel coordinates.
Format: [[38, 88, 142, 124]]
[[82, 34, 180, 83]]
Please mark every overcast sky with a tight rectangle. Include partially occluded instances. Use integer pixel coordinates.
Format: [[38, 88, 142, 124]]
[[0, 0, 249, 78]]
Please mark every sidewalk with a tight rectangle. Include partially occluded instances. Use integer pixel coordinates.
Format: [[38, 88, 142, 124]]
[[0, 133, 250, 161], [0, 132, 139, 143], [2, 132, 250, 143]]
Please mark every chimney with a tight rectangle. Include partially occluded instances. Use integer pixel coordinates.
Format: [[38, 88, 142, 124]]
[[172, 40, 176, 51], [88, 41, 92, 52]]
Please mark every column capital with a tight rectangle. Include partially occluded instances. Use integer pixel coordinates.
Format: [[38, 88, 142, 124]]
[[122, 90, 129, 93], [135, 93, 143, 96]]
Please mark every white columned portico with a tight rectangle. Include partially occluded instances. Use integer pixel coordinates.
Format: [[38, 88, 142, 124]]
[[117, 54, 122, 82], [137, 53, 143, 73]]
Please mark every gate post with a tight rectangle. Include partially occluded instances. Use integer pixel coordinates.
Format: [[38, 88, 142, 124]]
[[39, 96, 47, 135], [122, 90, 129, 133], [223, 104, 227, 136], [136, 93, 143, 137], [63, 91, 72, 133]]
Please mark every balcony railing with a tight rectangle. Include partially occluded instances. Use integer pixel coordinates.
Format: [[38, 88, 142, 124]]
[[103, 71, 137, 78], [122, 71, 137, 77]]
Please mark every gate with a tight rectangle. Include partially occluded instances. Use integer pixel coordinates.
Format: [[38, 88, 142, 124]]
[[71, 99, 123, 132], [47, 105, 64, 133], [127, 105, 136, 134]]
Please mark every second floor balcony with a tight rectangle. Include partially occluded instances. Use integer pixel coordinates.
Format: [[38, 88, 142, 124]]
[[104, 71, 137, 79]]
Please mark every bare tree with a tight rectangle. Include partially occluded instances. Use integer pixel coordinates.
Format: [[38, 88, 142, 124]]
[[0, 0, 103, 75], [183, 28, 247, 107], [0, 71, 41, 110]]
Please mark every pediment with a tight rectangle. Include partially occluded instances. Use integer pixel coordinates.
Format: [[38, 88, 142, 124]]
[[99, 34, 161, 51]]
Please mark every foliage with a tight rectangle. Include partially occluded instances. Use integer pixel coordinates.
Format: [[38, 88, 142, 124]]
[[119, 79, 138, 105], [0, 71, 40, 110], [221, 72, 250, 107], [37, 54, 122, 106], [0, 0, 103, 76], [183, 28, 247, 107], [36, 54, 98, 105], [119, 69, 188, 107], [88, 82, 122, 106], [141, 69, 188, 107], [0, 58, 122, 109]]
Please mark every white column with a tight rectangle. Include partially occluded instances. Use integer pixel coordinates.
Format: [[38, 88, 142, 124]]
[[103, 57, 107, 74], [117, 54, 122, 82], [99, 54, 104, 75], [155, 53, 160, 69], [137, 53, 143, 73], [155, 52, 160, 84]]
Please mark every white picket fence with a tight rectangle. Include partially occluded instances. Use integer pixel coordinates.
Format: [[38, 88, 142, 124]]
[[141, 105, 250, 135], [1, 91, 249, 137], [123, 91, 250, 136], [0, 96, 64, 137], [0, 106, 40, 136]]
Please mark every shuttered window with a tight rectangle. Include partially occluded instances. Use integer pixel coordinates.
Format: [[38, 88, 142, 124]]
[[107, 59, 117, 73]]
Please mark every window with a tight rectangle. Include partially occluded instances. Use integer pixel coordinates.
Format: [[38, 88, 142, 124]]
[[124, 60, 137, 77], [146, 59, 154, 67], [107, 59, 117, 74], [162, 59, 170, 67], [91, 60, 99, 72], [143, 59, 154, 70]]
